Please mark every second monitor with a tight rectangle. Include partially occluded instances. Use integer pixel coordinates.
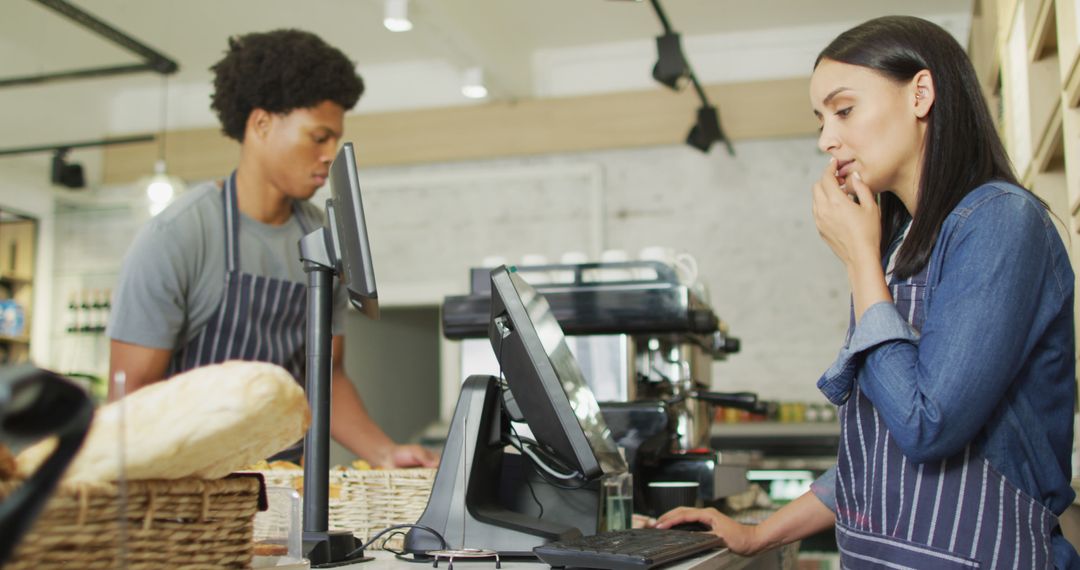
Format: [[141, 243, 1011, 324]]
[[405, 266, 630, 556]]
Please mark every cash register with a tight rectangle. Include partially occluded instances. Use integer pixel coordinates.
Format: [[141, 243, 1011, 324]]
[[404, 266, 722, 569], [442, 262, 762, 518]]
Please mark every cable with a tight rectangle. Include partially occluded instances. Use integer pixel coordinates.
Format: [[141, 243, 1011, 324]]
[[382, 531, 440, 563], [505, 427, 581, 482], [497, 327, 590, 492], [343, 523, 447, 562], [520, 441, 580, 480], [506, 422, 544, 519], [499, 336, 546, 519], [528, 462, 590, 491]]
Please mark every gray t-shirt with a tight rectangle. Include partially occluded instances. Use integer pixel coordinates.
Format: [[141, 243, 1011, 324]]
[[108, 181, 348, 351]]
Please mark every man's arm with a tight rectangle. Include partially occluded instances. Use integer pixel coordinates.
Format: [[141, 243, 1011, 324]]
[[108, 340, 173, 401], [329, 335, 438, 468]]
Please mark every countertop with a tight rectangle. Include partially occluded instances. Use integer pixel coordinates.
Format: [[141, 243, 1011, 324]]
[[295, 543, 797, 570]]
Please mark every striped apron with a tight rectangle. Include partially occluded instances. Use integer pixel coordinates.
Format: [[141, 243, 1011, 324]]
[[834, 263, 1057, 568], [166, 171, 313, 458]]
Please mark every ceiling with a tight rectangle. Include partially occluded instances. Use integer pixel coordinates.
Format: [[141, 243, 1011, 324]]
[[0, 0, 973, 157]]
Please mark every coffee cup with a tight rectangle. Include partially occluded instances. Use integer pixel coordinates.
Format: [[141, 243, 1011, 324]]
[[647, 481, 701, 517]]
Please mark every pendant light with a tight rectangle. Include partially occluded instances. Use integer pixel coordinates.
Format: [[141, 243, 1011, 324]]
[[138, 76, 186, 216]]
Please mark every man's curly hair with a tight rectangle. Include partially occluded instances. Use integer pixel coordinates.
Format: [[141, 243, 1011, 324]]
[[210, 29, 364, 142]]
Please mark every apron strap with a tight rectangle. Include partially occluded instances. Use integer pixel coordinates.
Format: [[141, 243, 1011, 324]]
[[222, 171, 319, 273], [222, 171, 241, 274]]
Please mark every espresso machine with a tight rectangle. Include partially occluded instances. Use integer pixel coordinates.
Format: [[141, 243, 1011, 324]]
[[442, 261, 761, 516]]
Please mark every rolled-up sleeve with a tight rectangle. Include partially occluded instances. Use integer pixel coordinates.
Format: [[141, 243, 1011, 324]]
[[810, 465, 838, 512], [816, 302, 919, 405], [819, 193, 1063, 465]]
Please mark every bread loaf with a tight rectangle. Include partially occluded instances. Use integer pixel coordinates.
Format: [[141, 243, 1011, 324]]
[[16, 361, 310, 483]]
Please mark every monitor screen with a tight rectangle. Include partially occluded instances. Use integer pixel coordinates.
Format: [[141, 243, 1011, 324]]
[[327, 142, 379, 319], [489, 266, 626, 481]]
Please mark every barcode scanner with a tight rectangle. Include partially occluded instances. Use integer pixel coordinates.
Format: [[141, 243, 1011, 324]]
[[0, 366, 93, 565]]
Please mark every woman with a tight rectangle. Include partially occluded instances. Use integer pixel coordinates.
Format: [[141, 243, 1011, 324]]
[[655, 16, 1080, 568]]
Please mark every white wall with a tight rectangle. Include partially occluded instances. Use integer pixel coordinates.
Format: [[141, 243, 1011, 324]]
[[349, 137, 848, 404]]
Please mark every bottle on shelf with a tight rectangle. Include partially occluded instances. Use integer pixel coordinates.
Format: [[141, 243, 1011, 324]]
[[66, 291, 78, 333], [90, 289, 104, 333], [102, 288, 112, 333], [78, 290, 91, 333]]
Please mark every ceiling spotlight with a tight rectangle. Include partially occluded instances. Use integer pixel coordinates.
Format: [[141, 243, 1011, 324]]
[[461, 66, 488, 99], [686, 105, 726, 153], [652, 32, 689, 90], [51, 149, 85, 189], [383, 0, 413, 32]]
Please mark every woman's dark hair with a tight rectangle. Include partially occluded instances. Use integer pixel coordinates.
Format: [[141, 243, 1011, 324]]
[[816, 16, 1023, 279], [210, 29, 364, 142]]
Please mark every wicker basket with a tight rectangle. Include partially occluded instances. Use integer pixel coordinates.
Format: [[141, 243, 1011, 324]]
[[258, 467, 435, 550], [1, 476, 263, 570]]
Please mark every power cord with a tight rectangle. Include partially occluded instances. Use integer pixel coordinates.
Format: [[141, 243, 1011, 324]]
[[497, 334, 548, 519], [506, 422, 545, 519], [343, 523, 447, 562]]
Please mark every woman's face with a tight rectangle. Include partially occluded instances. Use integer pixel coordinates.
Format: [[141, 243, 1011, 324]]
[[810, 58, 926, 196]]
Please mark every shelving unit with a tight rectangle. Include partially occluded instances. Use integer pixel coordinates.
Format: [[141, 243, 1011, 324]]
[[0, 214, 36, 364], [972, 0, 1080, 374]]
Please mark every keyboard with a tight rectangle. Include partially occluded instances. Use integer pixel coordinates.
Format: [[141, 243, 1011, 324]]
[[532, 529, 724, 570]]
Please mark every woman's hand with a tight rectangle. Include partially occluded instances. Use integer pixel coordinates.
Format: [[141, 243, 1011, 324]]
[[812, 160, 892, 320], [811, 159, 881, 271], [653, 507, 762, 556]]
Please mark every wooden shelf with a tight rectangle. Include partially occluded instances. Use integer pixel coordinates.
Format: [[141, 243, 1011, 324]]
[[1056, 0, 1080, 103], [1029, 0, 1058, 60], [980, 0, 1080, 383], [0, 218, 36, 364], [0, 274, 32, 287], [1025, 101, 1065, 185], [1066, 48, 1080, 107], [1069, 187, 1080, 218], [971, 0, 1005, 96], [999, 0, 1022, 46]]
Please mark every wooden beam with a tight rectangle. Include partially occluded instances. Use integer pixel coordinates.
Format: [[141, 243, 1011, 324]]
[[103, 77, 817, 185]]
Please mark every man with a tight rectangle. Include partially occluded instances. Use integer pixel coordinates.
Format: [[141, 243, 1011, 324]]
[[108, 29, 437, 468]]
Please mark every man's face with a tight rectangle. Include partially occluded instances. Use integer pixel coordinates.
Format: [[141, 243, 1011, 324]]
[[260, 100, 345, 200]]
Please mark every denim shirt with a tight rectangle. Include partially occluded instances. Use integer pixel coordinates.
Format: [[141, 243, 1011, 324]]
[[808, 182, 1077, 562]]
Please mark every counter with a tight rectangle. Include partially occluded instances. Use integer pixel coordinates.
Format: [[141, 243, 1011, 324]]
[[322, 543, 798, 570]]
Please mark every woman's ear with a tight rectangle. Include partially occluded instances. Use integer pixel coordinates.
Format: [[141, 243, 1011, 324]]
[[912, 69, 935, 119]]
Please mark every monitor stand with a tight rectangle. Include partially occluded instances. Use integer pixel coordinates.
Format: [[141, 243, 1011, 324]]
[[299, 227, 366, 567], [405, 375, 598, 557]]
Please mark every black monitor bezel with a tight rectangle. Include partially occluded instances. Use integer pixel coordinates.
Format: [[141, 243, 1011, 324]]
[[489, 266, 625, 482], [327, 142, 379, 319]]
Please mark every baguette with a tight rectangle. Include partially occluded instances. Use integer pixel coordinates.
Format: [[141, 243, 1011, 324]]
[[17, 361, 310, 483]]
